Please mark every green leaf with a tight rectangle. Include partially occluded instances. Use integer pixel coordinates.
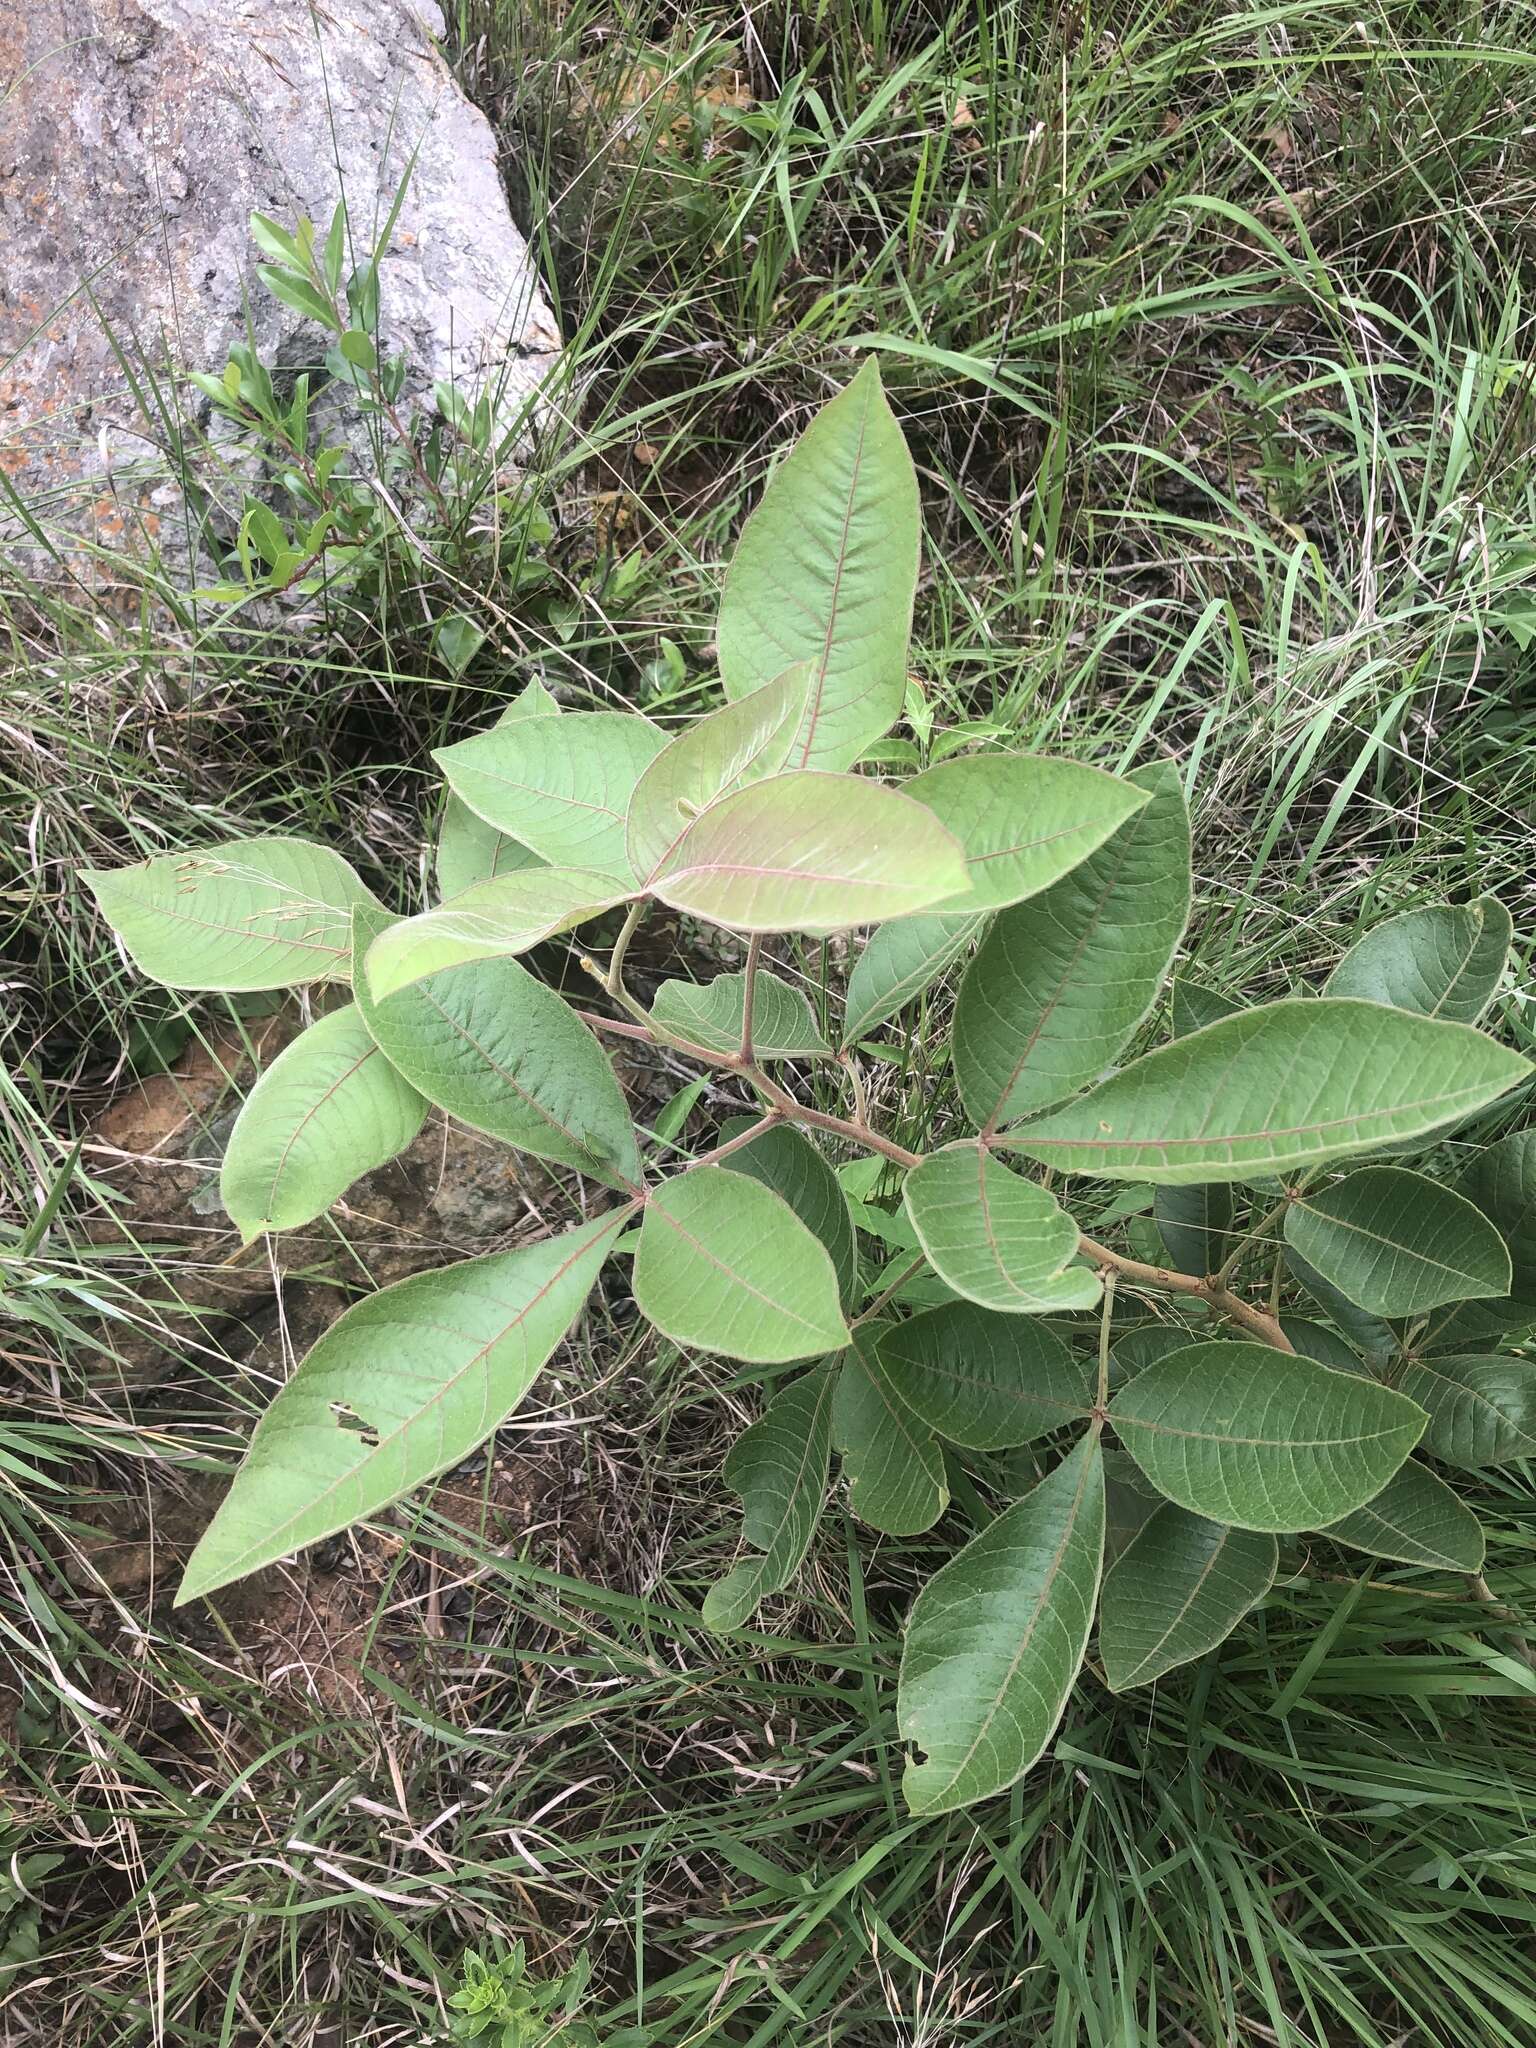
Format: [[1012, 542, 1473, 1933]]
[[85, 837, 381, 991], [898, 1437, 1105, 1814], [352, 909, 639, 1186], [1320, 1461, 1486, 1571], [634, 1166, 849, 1362], [435, 681, 558, 898], [1109, 1342, 1426, 1532], [1283, 1165, 1512, 1318], [1394, 1354, 1536, 1468], [842, 912, 981, 1045], [257, 263, 341, 330], [717, 1120, 860, 1306], [834, 1332, 948, 1534], [435, 712, 667, 873], [902, 754, 1150, 914], [1170, 977, 1241, 1038], [220, 1004, 428, 1239], [1099, 1506, 1275, 1690], [878, 1302, 1095, 1448], [178, 1211, 627, 1602], [953, 761, 1191, 1126], [649, 770, 968, 935], [626, 666, 811, 882], [718, 358, 919, 773], [1279, 1315, 1369, 1374], [1324, 897, 1512, 1025], [651, 970, 830, 1058], [1284, 1252, 1396, 1363], [1425, 1130, 1536, 1349], [365, 869, 632, 1000], [703, 1363, 836, 1630], [1010, 1000, 1531, 1184], [902, 1143, 1100, 1314], [1154, 1183, 1236, 1278]]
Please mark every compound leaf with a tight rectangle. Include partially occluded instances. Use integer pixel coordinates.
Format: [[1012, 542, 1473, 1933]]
[[435, 712, 667, 873], [904, 753, 1150, 915], [649, 771, 967, 934], [86, 836, 380, 991], [902, 1142, 1100, 1314], [626, 666, 810, 882], [220, 1004, 428, 1240], [1284, 1165, 1511, 1318], [898, 1437, 1105, 1814], [953, 761, 1190, 1126], [1010, 1000, 1530, 1184], [834, 1332, 948, 1535], [1109, 1342, 1426, 1532], [718, 358, 919, 773], [178, 1210, 626, 1602], [1325, 897, 1511, 1025], [1099, 1505, 1277, 1690], [878, 1301, 1096, 1449], [1320, 1460, 1486, 1571], [635, 1166, 848, 1362], [703, 1362, 836, 1629]]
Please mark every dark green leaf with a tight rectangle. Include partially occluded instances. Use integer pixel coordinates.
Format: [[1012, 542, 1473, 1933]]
[[1320, 1461, 1485, 1570], [1099, 1505, 1276, 1689], [878, 1302, 1095, 1448], [834, 1332, 948, 1534], [842, 912, 981, 1045], [717, 1120, 860, 1306], [1284, 1165, 1512, 1318], [1325, 897, 1511, 1025], [1394, 1354, 1536, 1468], [703, 1363, 836, 1629]]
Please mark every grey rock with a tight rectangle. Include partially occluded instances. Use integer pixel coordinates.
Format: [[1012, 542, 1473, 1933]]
[[0, 0, 558, 586]]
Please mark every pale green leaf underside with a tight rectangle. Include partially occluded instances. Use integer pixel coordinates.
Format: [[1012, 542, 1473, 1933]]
[[634, 1166, 849, 1362], [626, 665, 811, 882], [1099, 1504, 1277, 1690], [953, 760, 1191, 1126], [1394, 1354, 1536, 1468], [352, 907, 640, 1187], [718, 1120, 860, 1306], [906, 753, 1150, 915], [650, 771, 968, 935], [651, 969, 830, 1058], [1109, 1342, 1426, 1532], [703, 1363, 836, 1629], [898, 1437, 1105, 1815], [434, 679, 558, 898], [1009, 999, 1530, 1185], [178, 1211, 626, 1603], [86, 836, 380, 991], [878, 1301, 1095, 1449], [1324, 896, 1511, 1025], [435, 712, 667, 873], [842, 911, 981, 1045], [365, 868, 632, 999], [902, 1143, 1100, 1314], [220, 1004, 428, 1240], [834, 1332, 948, 1535], [718, 356, 920, 773], [1321, 1460, 1486, 1571], [1284, 1164, 1512, 1318]]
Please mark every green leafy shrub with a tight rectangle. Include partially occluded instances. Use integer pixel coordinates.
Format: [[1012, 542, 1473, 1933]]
[[86, 363, 1535, 1817]]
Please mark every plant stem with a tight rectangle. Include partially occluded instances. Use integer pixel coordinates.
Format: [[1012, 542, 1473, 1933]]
[[739, 934, 762, 1065], [1213, 1195, 1291, 1288], [853, 1253, 930, 1327], [577, 1000, 1297, 1350], [605, 900, 649, 1001]]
